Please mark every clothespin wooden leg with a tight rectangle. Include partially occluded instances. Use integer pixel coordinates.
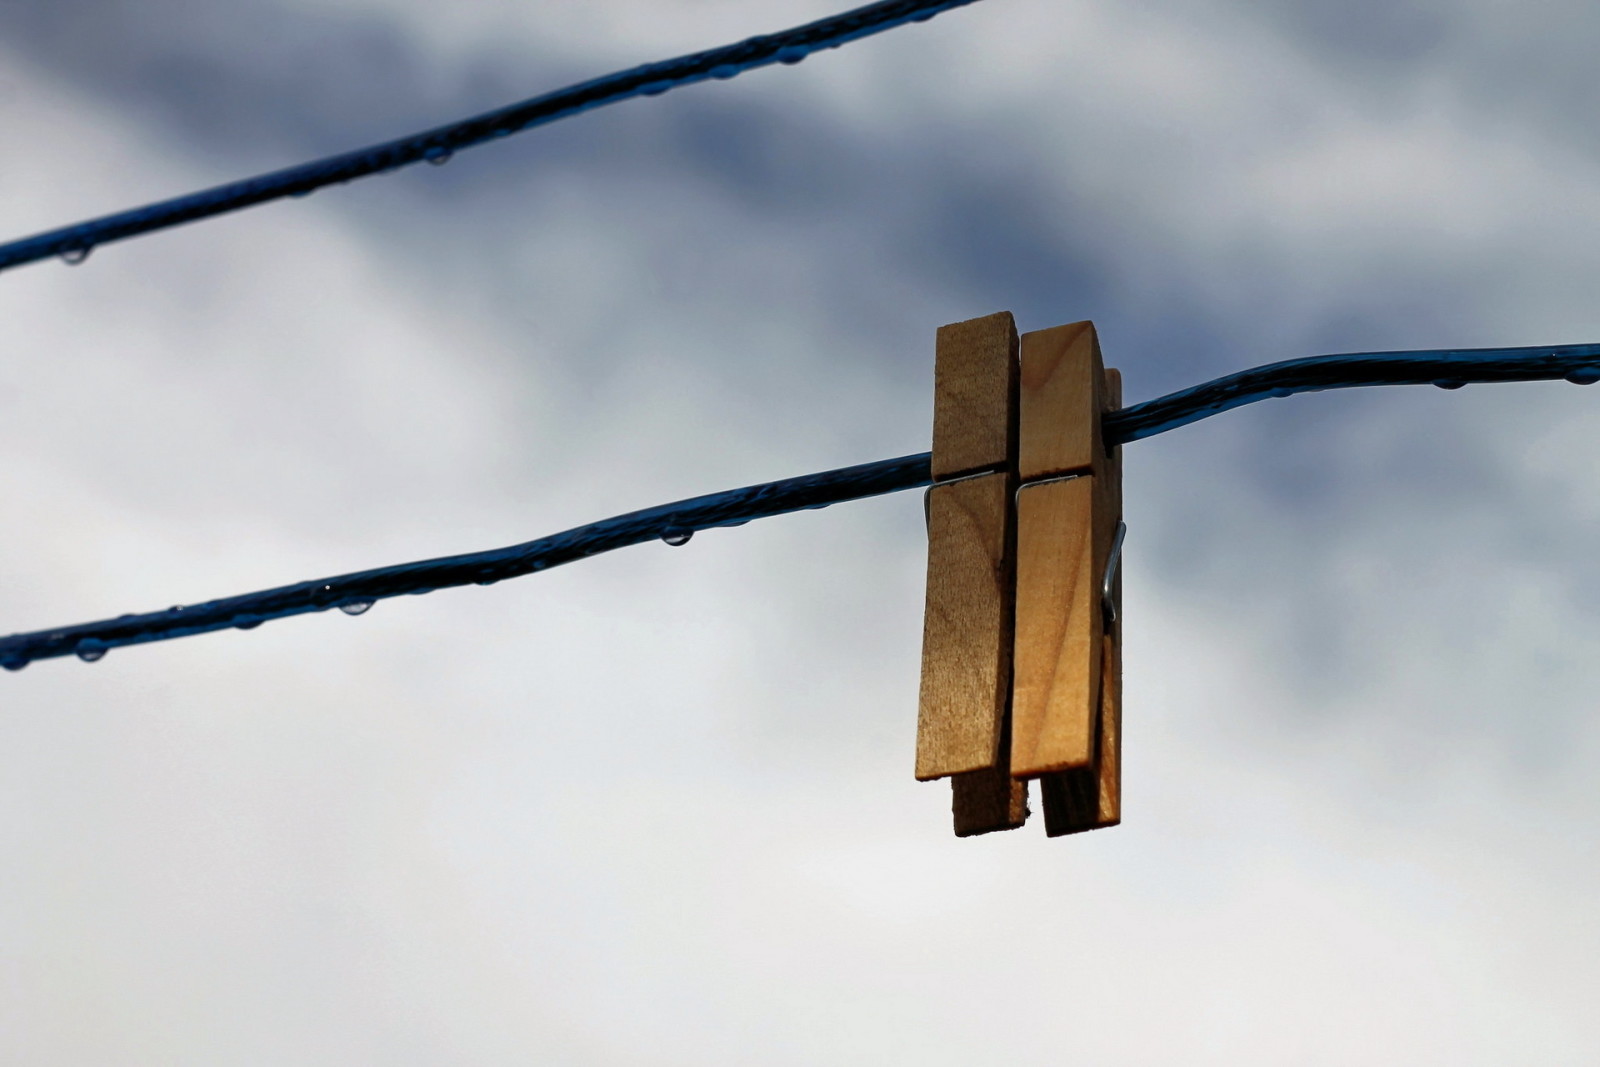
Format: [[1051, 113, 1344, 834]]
[[1037, 368, 1121, 834], [917, 315, 1122, 839], [916, 312, 1030, 835], [1009, 323, 1123, 836]]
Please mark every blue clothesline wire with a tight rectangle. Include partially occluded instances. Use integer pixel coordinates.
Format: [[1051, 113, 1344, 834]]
[[0, 0, 982, 274], [6, 0, 1600, 668], [5, 341, 1600, 671]]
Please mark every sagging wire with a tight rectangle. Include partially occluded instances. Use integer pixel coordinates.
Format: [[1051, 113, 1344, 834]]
[[5, 342, 1600, 671], [0, 454, 931, 670]]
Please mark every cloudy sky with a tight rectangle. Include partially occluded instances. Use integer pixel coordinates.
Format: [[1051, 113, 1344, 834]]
[[3, 0, 1600, 1062]]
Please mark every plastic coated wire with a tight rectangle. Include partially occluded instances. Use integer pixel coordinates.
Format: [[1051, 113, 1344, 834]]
[[0, 453, 932, 671], [1103, 341, 1600, 443], [0, 0, 982, 274], [6, 341, 1600, 671]]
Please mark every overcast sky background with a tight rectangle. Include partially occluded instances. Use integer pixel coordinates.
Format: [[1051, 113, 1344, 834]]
[[2, 1, 1600, 1062]]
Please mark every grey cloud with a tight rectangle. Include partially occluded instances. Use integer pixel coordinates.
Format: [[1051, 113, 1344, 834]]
[[6, 1, 1600, 1062], [9, 0, 1599, 772]]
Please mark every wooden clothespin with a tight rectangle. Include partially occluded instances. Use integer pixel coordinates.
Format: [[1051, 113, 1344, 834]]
[[916, 313, 1123, 838]]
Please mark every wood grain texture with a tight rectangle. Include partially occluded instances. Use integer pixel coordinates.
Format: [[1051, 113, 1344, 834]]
[[931, 312, 1019, 481], [1041, 631, 1118, 834], [1041, 367, 1123, 835], [951, 681, 1029, 836], [916, 473, 1014, 780], [1018, 321, 1104, 482], [1009, 475, 1101, 777], [953, 766, 1029, 837]]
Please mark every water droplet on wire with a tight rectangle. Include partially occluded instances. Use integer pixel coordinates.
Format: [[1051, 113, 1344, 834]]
[[339, 600, 373, 616], [776, 45, 807, 64], [75, 640, 107, 663], [288, 187, 314, 199], [59, 245, 92, 265], [1, 655, 28, 672], [424, 146, 453, 166], [661, 526, 694, 547], [710, 64, 739, 79], [1565, 367, 1600, 385], [234, 615, 262, 630], [1432, 379, 1465, 390]]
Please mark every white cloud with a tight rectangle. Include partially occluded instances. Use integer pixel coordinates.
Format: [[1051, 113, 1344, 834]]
[[4, 1, 1600, 1062]]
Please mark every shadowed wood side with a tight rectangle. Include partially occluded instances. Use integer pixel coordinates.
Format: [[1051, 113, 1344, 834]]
[[953, 766, 1030, 836], [1097, 367, 1124, 827]]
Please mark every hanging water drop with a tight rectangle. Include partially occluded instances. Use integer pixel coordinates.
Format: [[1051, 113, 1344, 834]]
[[775, 45, 807, 64], [234, 615, 262, 630], [288, 187, 315, 199], [661, 526, 694, 547], [709, 63, 739, 79], [1432, 379, 1466, 390], [75, 639, 107, 663], [1270, 387, 1294, 398], [424, 145, 454, 166], [1565, 367, 1600, 385], [339, 600, 374, 616], [1, 656, 26, 672], [59, 244, 92, 266], [639, 80, 672, 96]]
